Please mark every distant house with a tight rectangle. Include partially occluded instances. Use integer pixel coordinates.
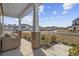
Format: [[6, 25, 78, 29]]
[[4, 24, 33, 31], [72, 17, 79, 32], [40, 27, 56, 31], [67, 26, 73, 31], [55, 27, 68, 32], [4, 24, 14, 31], [40, 26, 68, 32]]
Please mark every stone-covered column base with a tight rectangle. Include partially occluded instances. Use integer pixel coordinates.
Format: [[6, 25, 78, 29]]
[[17, 31, 22, 47], [18, 31, 22, 39], [31, 32, 40, 49], [0, 39, 2, 53]]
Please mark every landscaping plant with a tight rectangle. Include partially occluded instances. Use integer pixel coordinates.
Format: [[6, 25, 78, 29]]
[[68, 45, 79, 56], [22, 32, 31, 41]]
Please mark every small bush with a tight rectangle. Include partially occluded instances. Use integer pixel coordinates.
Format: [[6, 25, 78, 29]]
[[22, 32, 31, 41], [40, 33, 57, 46], [50, 35, 57, 43], [62, 42, 69, 45], [40, 34, 46, 40], [70, 43, 76, 46], [4, 33, 11, 37], [68, 46, 79, 56]]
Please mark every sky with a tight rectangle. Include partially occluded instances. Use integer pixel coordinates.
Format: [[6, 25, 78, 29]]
[[4, 3, 79, 27]]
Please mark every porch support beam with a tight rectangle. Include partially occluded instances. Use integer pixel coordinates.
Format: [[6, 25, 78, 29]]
[[0, 4, 4, 36], [32, 4, 40, 49], [18, 18, 22, 39]]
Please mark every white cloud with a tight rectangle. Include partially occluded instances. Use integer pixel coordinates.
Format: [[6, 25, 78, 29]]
[[39, 13, 41, 16], [63, 3, 76, 10], [39, 5, 44, 13], [22, 16, 33, 25], [62, 11, 68, 14], [39, 18, 43, 21], [39, 5, 45, 15], [52, 11, 56, 15], [62, 3, 76, 14], [12, 18, 18, 22]]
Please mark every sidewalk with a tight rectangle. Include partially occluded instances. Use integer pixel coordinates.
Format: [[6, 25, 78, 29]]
[[1, 38, 71, 56]]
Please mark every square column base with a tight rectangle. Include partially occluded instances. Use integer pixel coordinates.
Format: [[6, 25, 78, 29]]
[[31, 32, 40, 49], [18, 31, 22, 39]]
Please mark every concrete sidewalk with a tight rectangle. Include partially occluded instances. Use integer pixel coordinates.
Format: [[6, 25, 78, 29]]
[[1, 38, 71, 56]]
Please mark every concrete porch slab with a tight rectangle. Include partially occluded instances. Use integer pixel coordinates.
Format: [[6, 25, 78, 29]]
[[1, 38, 71, 56]]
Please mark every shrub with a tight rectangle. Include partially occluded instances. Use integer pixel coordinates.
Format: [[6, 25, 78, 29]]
[[4, 33, 11, 37], [22, 32, 31, 41], [68, 46, 79, 56], [44, 34, 50, 44], [70, 43, 76, 46], [40, 34, 46, 40], [62, 42, 69, 45], [50, 35, 57, 43], [40, 33, 57, 46]]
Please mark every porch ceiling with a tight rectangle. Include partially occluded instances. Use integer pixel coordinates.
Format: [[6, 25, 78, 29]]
[[2, 3, 42, 19], [2, 3, 33, 19]]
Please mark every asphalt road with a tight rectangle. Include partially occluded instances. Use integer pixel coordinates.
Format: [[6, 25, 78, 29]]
[[52, 32, 79, 37]]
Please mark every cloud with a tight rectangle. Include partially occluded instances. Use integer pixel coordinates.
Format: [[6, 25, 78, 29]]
[[4, 16, 19, 25], [39, 5, 45, 15], [52, 11, 56, 15], [62, 3, 76, 14], [63, 3, 76, 10], [22, 16, 33, 25], [62, 11, 68, 14], [39, 5, 44, 13]]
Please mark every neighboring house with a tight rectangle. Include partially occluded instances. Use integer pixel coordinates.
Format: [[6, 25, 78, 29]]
[[40, 26, 68, 33], [4, 24, 69, 32], [67, 26, 73, 31], [4, 24, 18, 31], [4, 24, 14, 31], [4, 24, 8, 31], [55, 27, 68, 32], [72, 17, 79, 32], [40, 27, 56, 31], [4, 24, 33, 31]]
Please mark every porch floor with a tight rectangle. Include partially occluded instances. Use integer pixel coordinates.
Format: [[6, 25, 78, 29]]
[[1, 38, 71, 56]]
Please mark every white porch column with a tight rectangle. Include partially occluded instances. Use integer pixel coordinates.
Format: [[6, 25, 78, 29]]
[[0, 4, 4, 36], [32, 4, 40, 49], [18, 18, 21, 31], [18, 18, 22, 38], [0, 4, 2, 36], [33, 4, 39, 32]]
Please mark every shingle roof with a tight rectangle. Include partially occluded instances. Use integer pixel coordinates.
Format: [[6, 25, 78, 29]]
[[72, 17, 79, 22]]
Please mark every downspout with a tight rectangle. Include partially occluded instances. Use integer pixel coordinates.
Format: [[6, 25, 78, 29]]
[[0, 3, 4, 53], [0, 3, 4, 36]]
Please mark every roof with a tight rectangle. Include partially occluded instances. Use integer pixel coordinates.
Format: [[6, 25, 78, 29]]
[[72, 17, 79, 22], [2, 3, 33, 19], [2, 3, 41, 19]]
